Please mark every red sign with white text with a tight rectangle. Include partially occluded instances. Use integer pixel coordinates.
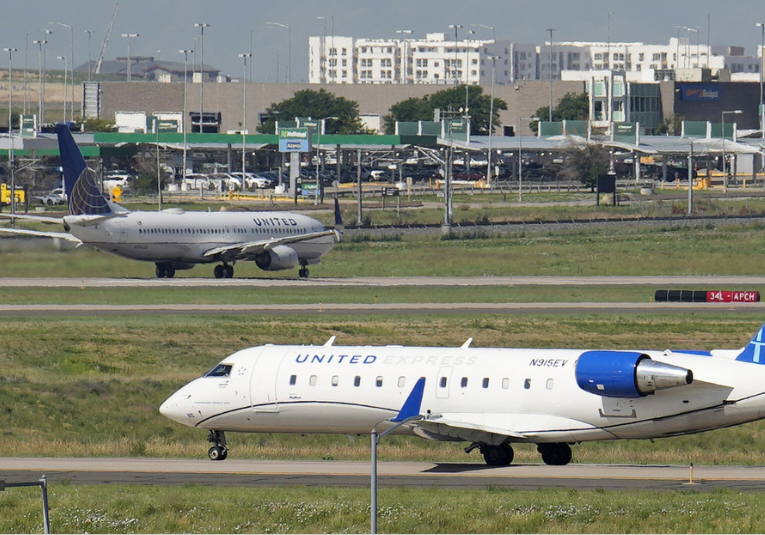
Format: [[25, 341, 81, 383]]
[[706, 291, 760, 303]]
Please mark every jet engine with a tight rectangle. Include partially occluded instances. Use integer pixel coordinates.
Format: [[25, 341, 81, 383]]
[[575, 351, 693, 398], [254, 245, 299, 271]]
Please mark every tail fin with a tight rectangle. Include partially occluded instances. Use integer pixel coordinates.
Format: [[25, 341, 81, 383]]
[[735, 323, 765, 364], [55, 124, 113, 216], [333, 198, 344, 233]]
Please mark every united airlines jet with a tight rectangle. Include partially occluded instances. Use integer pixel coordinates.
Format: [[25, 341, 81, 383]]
[[161, 325, 765, 465], [0, 124, 340, 278]]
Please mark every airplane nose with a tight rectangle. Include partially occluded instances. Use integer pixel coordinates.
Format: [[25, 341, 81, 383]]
[[159, 392, 194, 426]]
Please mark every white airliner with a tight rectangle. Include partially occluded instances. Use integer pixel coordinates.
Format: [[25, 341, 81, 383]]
[[161, 324, 765, 465], [0, 124, 340, 279]]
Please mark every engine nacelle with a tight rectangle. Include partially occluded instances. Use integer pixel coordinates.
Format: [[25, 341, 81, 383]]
[[575, 351, 693, 398], [254, 245, 299, 271]]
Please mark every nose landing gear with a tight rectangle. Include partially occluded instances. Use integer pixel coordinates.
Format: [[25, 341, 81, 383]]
[[207, 430, 228, 461]]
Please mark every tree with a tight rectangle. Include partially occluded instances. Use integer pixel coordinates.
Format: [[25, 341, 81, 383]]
[[257, 89, 367, 134], [382, 85, 507, 135], [559, 138, 610, 190], [531, 92, 589, 133]]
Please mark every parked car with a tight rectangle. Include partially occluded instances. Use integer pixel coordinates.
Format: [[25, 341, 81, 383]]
[[38, 187, 66, 206]]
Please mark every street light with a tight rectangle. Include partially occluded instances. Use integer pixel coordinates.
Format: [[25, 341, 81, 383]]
[[238, 53, 251, 188], [448, 24, 462, 85], [757, 23, 765, 137], [546, 28, 555, 121], [395, 29, 413, 84], [194, 23, 210, 133], [4, 47, 18, 219], [179, 49, 192, 185], [486, 55, 499, 184], [32, 38, 47, 129], [315, 116, 338, 205], [49, 22, 73, 123], [519, 117, 540, 202], [84, 29, 95, 80], [721, 109, 743, 193], [266, 22, 291, 83], [57, 55, 67, 123], [317, 16, 327, 84], [121, 33, 138, 81]]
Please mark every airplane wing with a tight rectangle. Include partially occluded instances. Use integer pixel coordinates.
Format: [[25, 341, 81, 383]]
[[415, 413, 596, 444], [0, 227, 82, 243], [202, 229, 340, 261], [0, 213, 65, 224]]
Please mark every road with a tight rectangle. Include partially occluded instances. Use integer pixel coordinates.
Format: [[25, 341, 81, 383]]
[[3, 457, 765, 491]]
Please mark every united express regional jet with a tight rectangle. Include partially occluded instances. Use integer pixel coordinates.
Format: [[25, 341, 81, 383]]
[[161, 324, 765, 465], [0, 124, 340, 279]]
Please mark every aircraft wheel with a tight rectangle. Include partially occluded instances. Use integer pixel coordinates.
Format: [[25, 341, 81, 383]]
[[214, 265, 225, 279], [166, 265, 176, 278], [482, 444, 513, 466], [208, 446, 227, 461], [299, 267, 309, 278], [538, 443, 572, 466], [155, 264, 166, 278], [224, 265, 234, 278]]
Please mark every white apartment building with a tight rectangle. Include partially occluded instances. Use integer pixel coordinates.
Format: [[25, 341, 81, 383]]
[[309, 35, 761, 85]]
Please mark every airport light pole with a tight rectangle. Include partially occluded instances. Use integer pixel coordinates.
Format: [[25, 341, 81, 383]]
[[546, 28, 555, 121], [315, 116, 338, 205], [49, 22, 73, 123], [57, 55, 67, 123], [238, 53, 251, 186], [757, 22, 765, 137], [519, 117, 540, 202], [121, 33, 138, 81], [5, 47, 17, 221], [84, 29, 94, 80], [486, 55, 499, 185], [195, 23, 210, 132], [179, 49, 192, 186], [448, 24, 462, 86], [266, 22, 291, 83], [32, 38, 47, 130], [395, 29, 413, 84], [721, 110, 743, 193], [317, 16, 326, 84]]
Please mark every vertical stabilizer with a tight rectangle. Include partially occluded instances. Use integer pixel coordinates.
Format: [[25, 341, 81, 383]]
[[735, 323, 765, 364], [55, 124, 114, 216]]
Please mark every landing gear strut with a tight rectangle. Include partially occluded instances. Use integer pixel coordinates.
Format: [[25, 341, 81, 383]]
[[466, 442, 514, 466], [155, 262, 176, 278], [298, 261, 309, 279], [537, 443, 572, 465], [207, 430, 228, 461], [213, 263, 234, 279]]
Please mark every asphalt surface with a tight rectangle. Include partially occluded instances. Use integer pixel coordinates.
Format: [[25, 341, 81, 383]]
[[4, 458, 765, 491]]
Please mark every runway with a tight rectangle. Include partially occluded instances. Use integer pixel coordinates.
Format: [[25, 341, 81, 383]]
[[3, 458, 765, 492]]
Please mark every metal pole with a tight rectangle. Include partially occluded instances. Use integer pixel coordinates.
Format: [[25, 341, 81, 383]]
[[547, 28, 555, 121], [688, 141, 694, 215], [357, 148, 363, 226], [57, 56, 67, 123], [5, 47, 17, 222], [721, 110, 743, 194], [487, 55, 497, 184], [180, 49, 191, 185], [195, 23, 209, 133], [239, 53, 250, 187], [371, 430, 378, 534], [758, 23, 765, 137]]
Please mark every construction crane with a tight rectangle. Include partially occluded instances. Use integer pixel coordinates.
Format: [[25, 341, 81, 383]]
[[94, 2, 120, 74]]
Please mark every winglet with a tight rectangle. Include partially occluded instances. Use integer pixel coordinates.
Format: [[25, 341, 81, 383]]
[[735, 322, 765, 364], [391, 377, 425, 422], [333, 198, 344, 233]]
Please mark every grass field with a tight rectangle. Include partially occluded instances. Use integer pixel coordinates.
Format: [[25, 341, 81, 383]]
[[1, 485, 760, 533]]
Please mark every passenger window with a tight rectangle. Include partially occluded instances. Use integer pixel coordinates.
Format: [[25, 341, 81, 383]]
[[440, 377, 447, 388], [461, 377, 468, 388], [482, 378, 489, 389], [524, 378, 531, 389], [289, 374, 297, 386], [354, 376, 361, 387], [546, 378, 554, 390], [332, 375, 339, 387], [376, 376, 383, 387], [398, 376, 406, 388], [502, 378, 510, 389], [310, 375, 317, 386]]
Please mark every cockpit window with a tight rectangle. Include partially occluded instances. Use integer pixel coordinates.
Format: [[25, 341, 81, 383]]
[[204, 364, 232, 378]]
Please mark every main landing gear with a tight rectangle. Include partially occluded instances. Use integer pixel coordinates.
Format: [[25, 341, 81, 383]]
[[155, 262, 176, 278], [207, 430, 228, 461], [298, 260, 309, 279], [466, 442, 573, 466], [213, 263, 234, 279]]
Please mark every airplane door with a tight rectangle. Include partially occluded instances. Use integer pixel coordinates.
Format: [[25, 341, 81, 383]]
[[250, 348, 286, 413], [436, 366, 453, 399]]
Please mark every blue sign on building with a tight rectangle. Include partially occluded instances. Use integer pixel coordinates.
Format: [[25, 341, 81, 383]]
[[681, 85, 722, 101]]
